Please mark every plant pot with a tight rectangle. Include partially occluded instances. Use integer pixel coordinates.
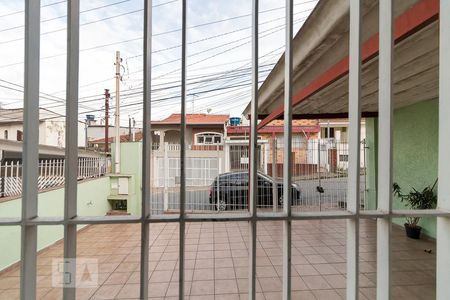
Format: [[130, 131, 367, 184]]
[[404, 223, 422, 239]]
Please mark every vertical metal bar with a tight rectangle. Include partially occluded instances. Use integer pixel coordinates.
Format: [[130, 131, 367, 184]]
[[437, 0, 450, 298], [140, 0, 152, 298], [20, 1, 40, 299], [179, 0, 187, 298], [377, 0, 393, 299], [248, 0, 258, 298], [63, 0, 80, 298], [283, 0, 293, 299], [347, 0, 361, 299]]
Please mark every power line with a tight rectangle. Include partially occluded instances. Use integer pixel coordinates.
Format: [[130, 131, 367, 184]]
[[0, 34, 282, 117], [0, 0, 179, 45], [1, 77, 265, 123], [0, 0, 314, 118], [0, 79, 99, 111], [0, 0, 132, 33], [43, 63, 275, 112], [0, 0, 66, 18], [0, 19, 288, 109], [0, 10, 309, 69], [0, 61, 274, 121], [150, 17, 306, 80], [0, 0, 317, 45], [48, 50, 282, 96]]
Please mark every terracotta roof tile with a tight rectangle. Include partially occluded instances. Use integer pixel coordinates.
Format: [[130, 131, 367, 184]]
[[152, 113, 229, 125], [90, 132, 143, 144]]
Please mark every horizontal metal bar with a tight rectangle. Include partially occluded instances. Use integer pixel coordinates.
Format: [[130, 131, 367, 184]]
[[27, 217, 64, 225], [360, 210, 390, 218], [2, 209, 448, 227], [185, 213, 251, 222], [0, 218, 21, 226], [148, 215, 181, 223], [391, 209, 450, 217], [68, 215, 141, 224], [292, 210, 356, 220]]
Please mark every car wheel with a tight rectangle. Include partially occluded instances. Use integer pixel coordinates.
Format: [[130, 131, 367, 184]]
[[217, 198, 227, 212]]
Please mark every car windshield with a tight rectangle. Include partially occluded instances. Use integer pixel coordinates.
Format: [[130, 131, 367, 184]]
[[257, 172, 273, 182]]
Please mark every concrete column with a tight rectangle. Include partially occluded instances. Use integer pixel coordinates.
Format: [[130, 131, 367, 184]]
[[272, 137, 278, 212], [224, 142, 230, 172], [264, 142, 269, 174], [159, 130, 166, 148]]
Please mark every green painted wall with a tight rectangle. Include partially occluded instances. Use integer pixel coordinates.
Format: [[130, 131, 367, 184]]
[[0, 177, 111, 271], [392, 99, 438, 237], [366, 99, 438, 238], [111, 142, 142, 216]]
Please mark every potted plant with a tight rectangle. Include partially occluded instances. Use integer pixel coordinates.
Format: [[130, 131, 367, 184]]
[[392, 179, 438, 239]]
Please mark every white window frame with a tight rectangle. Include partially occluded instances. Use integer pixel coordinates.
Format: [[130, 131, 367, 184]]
[[1, 1, 449, 300], [194, 131, 223, 145]]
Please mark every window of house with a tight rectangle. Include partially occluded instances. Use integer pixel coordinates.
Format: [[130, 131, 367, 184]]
[[322, 127, 335, 138], [339, 154, 349, 162], [4, 130, 8, 140], [17, 130, 23, 141], [195, 132, 222, 145]]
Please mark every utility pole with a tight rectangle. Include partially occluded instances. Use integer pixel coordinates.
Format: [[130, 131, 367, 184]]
[[191, 94, 197, 113], [114, 51, 121, 174], [128, 115, 132, 142], [104, 89, 110, 154]]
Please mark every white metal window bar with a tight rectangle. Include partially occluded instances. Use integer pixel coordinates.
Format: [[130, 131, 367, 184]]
[[20, 0, 40, 299], [63, 0, 80, 298], [437, 0, 450, 298], [139, 0, 152, 297], [347, 0, 361, 299], [283, 0, 293, 299], [248, 0, 258, 298], [179, 0, 187, 298], [0, 1, 447, 300], [376, 0, 393, 298]]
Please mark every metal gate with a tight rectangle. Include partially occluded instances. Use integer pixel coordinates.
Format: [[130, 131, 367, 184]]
[[268, 137, 367, 211], [228, 142, 268, 172]]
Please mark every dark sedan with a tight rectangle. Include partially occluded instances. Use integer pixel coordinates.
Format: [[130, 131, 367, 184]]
[[209, 171, 301, 211]]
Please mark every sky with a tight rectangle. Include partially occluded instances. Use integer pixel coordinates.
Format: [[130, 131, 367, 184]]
[[0, 0, 318, 128]]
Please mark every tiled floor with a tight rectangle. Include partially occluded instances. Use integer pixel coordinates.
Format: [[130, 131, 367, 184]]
[[0, 219, 436, 299]]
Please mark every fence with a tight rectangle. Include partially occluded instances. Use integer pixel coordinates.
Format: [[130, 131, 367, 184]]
[[148, 138, 366, 214], [0, 157, 110, 198]]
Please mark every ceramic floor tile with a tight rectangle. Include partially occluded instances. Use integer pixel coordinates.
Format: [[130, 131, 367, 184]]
[[0, 220, 437, 299]]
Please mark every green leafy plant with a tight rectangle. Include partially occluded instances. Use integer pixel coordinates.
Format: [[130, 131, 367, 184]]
[[392, 179, 438, 227]]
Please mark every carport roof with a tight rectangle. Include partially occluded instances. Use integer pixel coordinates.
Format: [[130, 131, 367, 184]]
[[242, 0, 439, 129]]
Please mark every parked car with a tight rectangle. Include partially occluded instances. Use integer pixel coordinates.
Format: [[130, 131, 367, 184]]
[[209, 171, 301, 211]]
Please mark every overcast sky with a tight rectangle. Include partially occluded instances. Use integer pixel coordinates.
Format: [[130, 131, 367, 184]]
[[0, 0, 317, 127]]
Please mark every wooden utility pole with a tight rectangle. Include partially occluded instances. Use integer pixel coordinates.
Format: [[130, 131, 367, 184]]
[[104, 89, 110, 153], [114, 51, 121, 173]]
